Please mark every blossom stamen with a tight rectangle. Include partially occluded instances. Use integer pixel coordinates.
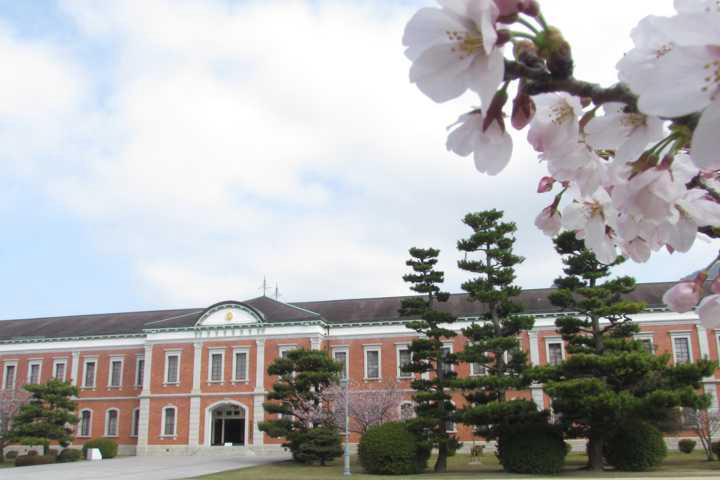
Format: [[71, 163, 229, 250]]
[[549, 101, 574, 125]]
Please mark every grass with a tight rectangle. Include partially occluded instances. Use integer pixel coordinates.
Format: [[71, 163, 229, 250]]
[[0, 461, 13, 468], [192, 451, 720, 479]]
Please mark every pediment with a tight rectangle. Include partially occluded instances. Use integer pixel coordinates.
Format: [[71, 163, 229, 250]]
[[196, 302, 264, 326]]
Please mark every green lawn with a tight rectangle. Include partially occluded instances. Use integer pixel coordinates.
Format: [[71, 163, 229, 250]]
[[192, 452, 720, 479], [0, 461, 13, 468]]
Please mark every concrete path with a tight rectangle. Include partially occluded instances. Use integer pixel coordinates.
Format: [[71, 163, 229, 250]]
[[4, 454, 289, 480]]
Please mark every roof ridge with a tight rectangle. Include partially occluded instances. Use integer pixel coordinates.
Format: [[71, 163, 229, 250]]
[[0, 306, 203, 323]]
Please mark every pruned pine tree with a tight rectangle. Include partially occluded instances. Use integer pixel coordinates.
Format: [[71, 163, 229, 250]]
[[259, 348, 343, 465], [538, 231, 715, 471], [7, 379, 78, 454], [455, 210, 539, 438], [400, 247, 459, 473]]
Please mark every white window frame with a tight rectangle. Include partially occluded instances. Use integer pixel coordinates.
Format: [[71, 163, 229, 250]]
[[164, 350, 182, 385], [441, 343, 454, 374], [2, 361, 18, 390], [108, 356, 124, 389], [396, 344, 413, 379], [208, 348, 225, 384], [27, 359, 42, 384], [104, 408, 120, 437], [130, 407, 140, 437], [278, 345, 297, 359], [52, 358, 67, 381], [470, 361, 487, 376], [332, 347, 349, 380], [161, 405, 178, 438], [670, 332, 694, 365], [135, 355, 144, 387], [232, 348, 250, 383], [82, 358, 98, 389], [446, 401, 457, 433], [544, 337, 565, 366], [634, 333, 655, 353], [364, 345, 382, 380], [78, 409, 92, 437]]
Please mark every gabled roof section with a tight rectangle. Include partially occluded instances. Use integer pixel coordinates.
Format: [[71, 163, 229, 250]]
[[242, 296, 324, 323]]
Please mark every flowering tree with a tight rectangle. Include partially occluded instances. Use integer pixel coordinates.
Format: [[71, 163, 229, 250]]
[[0, 388, 29, 462], [328, 380, 405, 434], [688, 408, 720, 461], [402, 1, 720, 323]]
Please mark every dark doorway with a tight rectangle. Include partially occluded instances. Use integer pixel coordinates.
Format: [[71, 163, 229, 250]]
[[224, 419, 244, 445], [210, 405, 246, 446]]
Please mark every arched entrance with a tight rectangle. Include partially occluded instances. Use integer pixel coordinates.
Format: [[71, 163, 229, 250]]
[[205, 401, 248, 446]]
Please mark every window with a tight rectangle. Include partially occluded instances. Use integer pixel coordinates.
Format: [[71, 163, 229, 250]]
[[164, 351, 181, 384], [672, 335, 692, 364], [233, 349, 249, 382], [639, 338, 653, 353], [278, 346, 297, 359], [79, 410, 92, 437], [27, 361, 41, 384], [162, 406, 177, 437], [440, 346, 453, 375], [135, 356, 144, 387], [470, 362, 486, 376], [53, 359, 67, 381], [209, 350, 224, 383], [131, 408, 140, 437], [105, 409, 119, 437], [83, 359, 97, 388], [108, 358, 123, 388], [364, 346, 381, 380], [397, 346, 412, 378], [332, 349, 348, 380], [3, 363, 17, 389], [400, 402, 415, 420], [546, 340, 564, 366]]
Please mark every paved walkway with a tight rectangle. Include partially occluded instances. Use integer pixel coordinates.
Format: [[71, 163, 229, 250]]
[[5, 454, 288, 480]]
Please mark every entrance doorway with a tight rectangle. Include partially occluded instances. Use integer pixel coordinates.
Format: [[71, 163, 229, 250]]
[[210, 404, 246, 446]]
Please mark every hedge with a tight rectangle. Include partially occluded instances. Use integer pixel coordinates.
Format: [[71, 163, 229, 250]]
[[496, 423, 566, 474], [57, 448, 84, 463], [604, 420, 667, 471], [5, 450, 18, 459], [678, 439, 696, 454], [82, 438, 118, 459], [15, 454, 56, 467], [359, 421, 430, 475]]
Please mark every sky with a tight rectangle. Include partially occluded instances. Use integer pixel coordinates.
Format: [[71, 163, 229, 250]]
[[0, 0, 713, 320]]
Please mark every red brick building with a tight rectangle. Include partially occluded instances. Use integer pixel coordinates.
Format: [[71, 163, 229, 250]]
[[0, 282, 714, 455]]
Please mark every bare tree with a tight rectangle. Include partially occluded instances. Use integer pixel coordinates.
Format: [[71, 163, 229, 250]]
[[0, 388, 30, 461], [688, 408, 720, 461], [328, 380, 406, 434]]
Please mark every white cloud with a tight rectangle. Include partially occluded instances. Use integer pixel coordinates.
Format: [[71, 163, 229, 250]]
[[0, 0, 712, 309]]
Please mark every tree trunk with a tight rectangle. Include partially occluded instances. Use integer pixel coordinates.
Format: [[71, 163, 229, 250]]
[[587, 436, 604, 471], [434, 442, 448, 473]]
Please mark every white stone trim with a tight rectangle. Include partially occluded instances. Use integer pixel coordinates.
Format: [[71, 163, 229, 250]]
[[130, 407, 140, 437], [232, 347, 250, 383], [78, 408, 93, 437], [396, 344, 412, 379], [104, 407, 120, 437], [544, 337, 565, 366], [332, 347, 349, 380], [203, 400, 249, 447], [52, 358, 67, 381], [108, 356, 124, 388], [164, 350, 182, 385], [82, 357, 98, 389], [134, 355, 145, 387], [161, 405, 178, 438], [2, 361, 17, 390], [670, 332, 694, 364], [364, 345, 381, 380], [207, 348, 225, 384], [254, 339, 265, 392], [27, 359, 42, 384]]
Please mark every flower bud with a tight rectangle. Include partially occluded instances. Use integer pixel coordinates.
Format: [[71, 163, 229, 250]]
[[662, 281, 701, 313], [495, 0, 530, 17], [495, 29, 512, 46], [511, 91, 535, 129], [482, 89, 509, 132], [513, 40, 539, 65], [537, 27, 573, 78], [537, 176, 555, 193], [521, 0, 540, 17]]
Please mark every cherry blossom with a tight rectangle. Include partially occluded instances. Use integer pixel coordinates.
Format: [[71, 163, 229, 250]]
[[698, 294, 720, 329], [527, 93, 583, 155], [446, 110, 512, 175], [534, 205, 561, 236], [662, 281, 701, 313], [584, 103, 664, 164], [402, 0, 504, 105], [561, 189, 618, 264]]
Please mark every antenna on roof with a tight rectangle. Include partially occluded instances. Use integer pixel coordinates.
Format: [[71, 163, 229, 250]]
[[260, 277, 270, 297], [274, 282, 282, 301]]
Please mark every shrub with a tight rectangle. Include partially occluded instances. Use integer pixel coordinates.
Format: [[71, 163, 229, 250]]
[[604, 421, 667, 471], [5, 450, 18, 459], [57, 448, 83, 463], [15, 454, 55, 467], [564, 441, 572, 456], [359, 421, 430, 475], [711, 441, 720, 459], [287, 427, 342, 465], [496, 423, 566, 474], [27, 450, 38, 456], [678, 439, 697, 454], [82, 438, 118, 459]]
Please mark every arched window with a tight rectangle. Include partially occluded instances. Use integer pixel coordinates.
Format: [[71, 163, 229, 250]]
[[79, 409, 92, 437], [105, 409, 119, 437], [130, 408, 140, 437], [162, 406, 177, 437], [400, 401, 415, 420]]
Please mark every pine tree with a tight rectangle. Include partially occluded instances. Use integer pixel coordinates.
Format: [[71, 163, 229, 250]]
[[399, 247, 459, 473], [259, 348, 343, 465], [7, 379, 78, 454], [454, 210, 539, 438], [538, 231, 715, 470]]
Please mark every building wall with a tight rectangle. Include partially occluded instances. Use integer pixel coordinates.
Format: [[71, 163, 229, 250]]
[[0, 309, 716, 455]]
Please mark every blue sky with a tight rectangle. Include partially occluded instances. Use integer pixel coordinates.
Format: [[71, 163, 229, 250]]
[[0, 0, 709, 320]]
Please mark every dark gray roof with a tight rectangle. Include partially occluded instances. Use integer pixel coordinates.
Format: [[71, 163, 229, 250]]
[[0, 282, 676, 341]]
